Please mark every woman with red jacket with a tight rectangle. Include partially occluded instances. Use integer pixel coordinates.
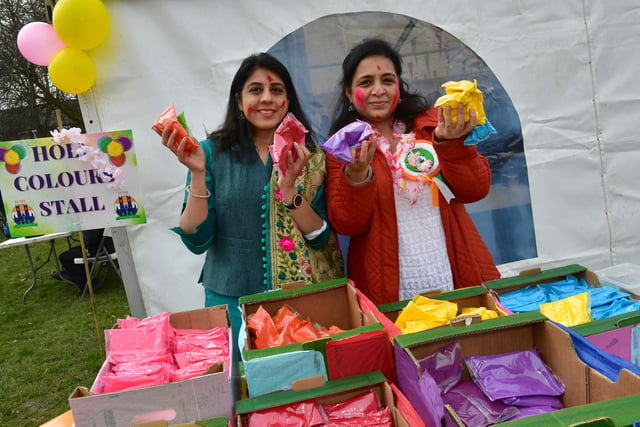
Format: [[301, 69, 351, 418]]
[[325, 38, 500, 305]]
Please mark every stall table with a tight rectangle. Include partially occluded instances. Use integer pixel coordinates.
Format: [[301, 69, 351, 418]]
[[0, 232, 74, 303]]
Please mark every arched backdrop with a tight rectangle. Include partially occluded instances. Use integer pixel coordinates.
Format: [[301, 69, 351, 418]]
[[268, 12, 536, 265], [78, 1, 640, 317]]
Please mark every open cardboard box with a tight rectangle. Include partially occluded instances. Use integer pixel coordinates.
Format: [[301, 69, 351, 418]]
[[378, 285, 507, 324], [235, 371, 424, 426], [239, 278, 391, 396], [483, 264, 600, 305], [239, 278, 382, 360], [393, 311, 640, 426], [494, 394, 640, 426], [133, 418, 231, 427], [133, 417, 231, 427], [572, 310, 640, 363], [69, 306, 238, 427]]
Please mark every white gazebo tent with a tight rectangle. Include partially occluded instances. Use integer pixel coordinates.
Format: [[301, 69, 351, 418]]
[[78, 0, 640, 317]]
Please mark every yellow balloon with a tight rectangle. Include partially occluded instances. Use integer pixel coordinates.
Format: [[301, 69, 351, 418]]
[[53, 0, 110, 50], [48, 48, 96, 94]]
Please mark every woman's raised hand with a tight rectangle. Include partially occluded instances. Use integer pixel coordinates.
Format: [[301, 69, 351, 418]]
[[162, 127, 205, 173], [435, 103, 477, 141], [277, 142, 311, 190], [345, 136, 377, 182]]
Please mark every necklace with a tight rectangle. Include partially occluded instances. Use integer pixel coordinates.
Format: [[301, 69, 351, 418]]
[[377, 120, 452, 206]]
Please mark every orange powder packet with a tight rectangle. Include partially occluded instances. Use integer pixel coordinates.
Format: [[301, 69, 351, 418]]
[[152, 104, 199, 156]]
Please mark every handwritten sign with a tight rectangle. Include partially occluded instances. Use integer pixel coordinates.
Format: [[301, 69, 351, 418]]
[[0, 129, 146, 237]]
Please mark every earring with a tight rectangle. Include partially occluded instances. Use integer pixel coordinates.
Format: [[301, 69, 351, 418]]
[[239, 111, 245, 120], [348, 103, 354, 112]]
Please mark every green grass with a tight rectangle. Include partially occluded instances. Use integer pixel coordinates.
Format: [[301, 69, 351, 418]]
[[0, 232, 131, 426]]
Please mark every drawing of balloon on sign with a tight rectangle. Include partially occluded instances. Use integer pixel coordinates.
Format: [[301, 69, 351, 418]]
[[16, 0, 110, 95]]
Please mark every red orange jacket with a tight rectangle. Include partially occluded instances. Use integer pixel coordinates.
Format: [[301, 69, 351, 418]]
[[325, 109, 500, 305]]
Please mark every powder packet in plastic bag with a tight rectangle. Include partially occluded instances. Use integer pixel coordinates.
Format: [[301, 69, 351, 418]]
[[152, 104, 199, 156], [419, 340, 462, 394], [321, 120, 373, 163], [443, 381, 519, 427], [465, 348, 565, 401]]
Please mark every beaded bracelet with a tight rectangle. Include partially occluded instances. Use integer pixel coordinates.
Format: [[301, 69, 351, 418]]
[[186, 184, 211, 199]]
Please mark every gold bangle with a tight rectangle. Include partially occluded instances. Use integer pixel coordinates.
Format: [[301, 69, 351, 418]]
[[185, 184, 211, 199]]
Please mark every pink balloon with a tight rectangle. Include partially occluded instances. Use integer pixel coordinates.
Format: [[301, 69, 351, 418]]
[[17, 22, 67, 66]]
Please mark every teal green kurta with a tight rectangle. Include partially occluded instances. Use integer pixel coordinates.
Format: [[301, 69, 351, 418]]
[[172, 138, 330, 298]]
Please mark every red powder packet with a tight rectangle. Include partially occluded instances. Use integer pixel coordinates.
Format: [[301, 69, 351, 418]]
[[269, 113, 307, 176]]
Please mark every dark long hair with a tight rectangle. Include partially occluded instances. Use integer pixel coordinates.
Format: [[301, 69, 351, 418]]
[[329, 38, 429, 135], [209, 53, 316, 160]]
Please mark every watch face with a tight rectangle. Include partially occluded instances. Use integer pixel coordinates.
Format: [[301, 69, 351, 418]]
[[293, 192, 303, 208]]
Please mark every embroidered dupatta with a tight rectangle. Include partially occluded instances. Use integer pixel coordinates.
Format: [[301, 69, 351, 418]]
[[268, 151, 344, 288]]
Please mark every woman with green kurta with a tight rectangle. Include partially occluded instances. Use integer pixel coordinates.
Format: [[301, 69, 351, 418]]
[[161, 53, 344, 339]]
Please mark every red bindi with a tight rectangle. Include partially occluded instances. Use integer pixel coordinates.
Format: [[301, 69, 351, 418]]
[[377, 65, 381, 70], [267, 75, 273, 82]]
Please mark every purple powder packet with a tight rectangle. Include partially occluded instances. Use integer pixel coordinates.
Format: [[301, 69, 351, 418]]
[[443, 381, 519, 427], [501, 394, 563, 409], [508, 405, 560, 420], [419, 341, 463, 394], [465, 348, 565, 401], [320, 120, 373, 163]]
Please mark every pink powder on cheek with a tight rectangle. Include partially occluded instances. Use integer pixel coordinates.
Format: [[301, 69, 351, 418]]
[[390, 82, 400, 111], [247, 107, 256, 116], [354, 88, 366, 109], [280, 100, 286, 109]]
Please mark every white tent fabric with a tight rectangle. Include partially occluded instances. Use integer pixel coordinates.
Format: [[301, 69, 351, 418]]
[[80, 0, 640, 317]]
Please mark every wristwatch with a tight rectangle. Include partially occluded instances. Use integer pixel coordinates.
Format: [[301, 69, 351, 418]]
[[283, 192, 303, 210]]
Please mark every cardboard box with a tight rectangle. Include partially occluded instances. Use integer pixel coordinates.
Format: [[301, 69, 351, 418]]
[[239, 278, 389, 396], [39, 410, 74, 427], [239, 278, 383, 360], [572, 310, 640, 363], [355, 286, 404, 339], [483, 264, 602, 323], [235, 371, 424, 426], [134, 417, 231, 427], [393, 311, 640, 425], [494, 394, 640, 426], [378, 285, 508, 323], [483, 263, 599, 299], [69, 306, 238, 427]]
